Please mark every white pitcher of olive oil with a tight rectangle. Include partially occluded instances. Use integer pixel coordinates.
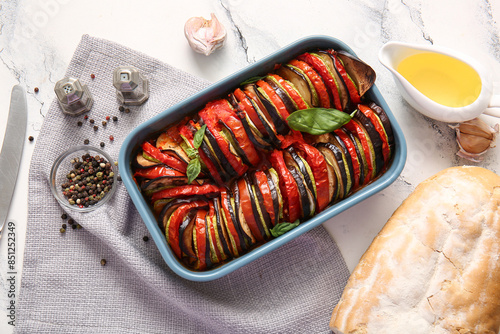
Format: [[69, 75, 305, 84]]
[[379, 41, 500, 123]]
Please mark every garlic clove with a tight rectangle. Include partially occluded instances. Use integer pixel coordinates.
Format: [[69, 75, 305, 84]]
[[450, 117, 499, 162], [184, 13, 226, 56]]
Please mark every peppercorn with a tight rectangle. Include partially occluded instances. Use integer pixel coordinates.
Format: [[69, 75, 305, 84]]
[[143, 236, 149, 242], [100, 259, 107, 266], [84, 139, 89, 145], [106, 116, 110, 121], [109, 135, 114, 141], [89, 119, 94, 124], [94, 125, 98, 131], [62, 224, 67, 229], [71, 224, 77, 229], [60, 227, 66, 233], [100, 142, 105, 148], [119, 106, 125, 112], [112, 116, 118, 122], [102, 121, 107, 126], [84, 115, 88, 120], [61, 213, 67, 219], [77, 121, 83, 126], [117, 175, 122, 181], [34, 87, 39, 93], [90, 73, 95, 79], [28, 136, 34, 141], [125, 108, 130, 113]]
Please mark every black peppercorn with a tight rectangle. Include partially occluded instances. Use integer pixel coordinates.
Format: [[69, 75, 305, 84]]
[[34, 87, 39, 93], [112, 116, 118, 122], [77, 121, 83, 126], [94, 125, 98, 131], [28, 136, 34, 141], [100, 142, 105, 148], [100, 259, 106, 266], [68, 218, 75, 225], [61, 213, 67, 219], [125, 108, 130, 113], [143, 236, 149, 242], [119, 106, 124, 112]]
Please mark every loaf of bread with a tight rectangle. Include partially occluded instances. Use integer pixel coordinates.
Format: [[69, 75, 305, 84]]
[[330, 166, 500, 334]]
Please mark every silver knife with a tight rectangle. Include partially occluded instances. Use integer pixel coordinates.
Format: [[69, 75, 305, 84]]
[[0, 85, 27, 238]]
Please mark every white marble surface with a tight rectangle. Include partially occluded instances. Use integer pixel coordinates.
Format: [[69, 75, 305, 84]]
[[1, 0, 500, 332]]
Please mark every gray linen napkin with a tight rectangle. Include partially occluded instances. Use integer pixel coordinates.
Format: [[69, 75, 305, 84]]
[[16, 35, 350, 334]]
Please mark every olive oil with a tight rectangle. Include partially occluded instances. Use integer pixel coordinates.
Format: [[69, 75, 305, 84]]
[[397, 52, 482, 108]]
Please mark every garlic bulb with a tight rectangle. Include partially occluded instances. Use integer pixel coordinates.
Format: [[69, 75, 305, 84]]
[[184, 13, 226, 56], [450, 118, 499, 162]]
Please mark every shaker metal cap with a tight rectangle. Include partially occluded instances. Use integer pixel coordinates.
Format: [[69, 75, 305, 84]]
[[54, 77, 93, 116], [113, 66, 149, 105]]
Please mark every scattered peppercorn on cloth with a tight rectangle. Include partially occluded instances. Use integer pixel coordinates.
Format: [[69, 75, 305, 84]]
[[16, 34, 349, 334]]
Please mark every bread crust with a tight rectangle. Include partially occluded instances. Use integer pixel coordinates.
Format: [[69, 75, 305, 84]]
[[330, 166, 500, 334]]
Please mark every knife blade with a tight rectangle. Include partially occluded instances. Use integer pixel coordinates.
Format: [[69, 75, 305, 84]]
[[0, 85, 27, 237]]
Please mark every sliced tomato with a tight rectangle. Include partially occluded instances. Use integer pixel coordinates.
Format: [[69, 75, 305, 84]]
[[343, 120, 375, 184], [134, 166, 185, 179], [194, 209, 210, 271], [293, 142, 330, 212], [268, 150, 301, 223], [297, 53, 342, 110], [256, 79, 291, 121], [334, 130, 361, 189], [237, 178, 266, 242], [199, 100, 248, 177], [141, 142, 187, 173], [289, 59, 331, 108], [212, 99, 260, 166], [253, 170, 277, 225], [166, 200, 208, 260], [151, 184, 220, 202], [358, 104, 391, 165], [234, 88, 266, 134], [268, 74, 310, 110]]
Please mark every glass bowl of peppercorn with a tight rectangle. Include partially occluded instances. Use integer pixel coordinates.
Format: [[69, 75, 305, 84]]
[[50, 146, 118, 212]]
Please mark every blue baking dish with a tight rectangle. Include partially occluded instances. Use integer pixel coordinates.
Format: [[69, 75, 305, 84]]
[[119, 35, 407, 282]]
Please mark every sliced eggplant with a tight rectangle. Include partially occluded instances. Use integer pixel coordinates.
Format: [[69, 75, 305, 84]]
[[264, 168, 282, 224], [141, 175, 190, 194], [134, 151, 162, 169], [368, 101, 395, 156], [265, 76, 298, 114], [246, 95, 282, 148], [343, 128, 368, 186], [316, 142, 348, 200], [317, 51, 352, 111], [159, 197, 208, 233], [287, 164, 313, 219], [179, 209, 197, 263], [212, 197, 232, 259], [221, 189, 248, 253], [354, 110, 385, 175], [203, 126, 239, 180], [206, 210, 223, 265], [287, 147, 317, 203], [237, 108, 274, 151], [156, 132, 191, 163], [329, 134, 355, 194], [244, 174, 272, 240], [276, 64, 319, 107], [219, 121, 253, 167], [254, 85, 289, 135], [335, 50, 376, 97], [203, 211, 213, 269], [232, 184, 256, 247]]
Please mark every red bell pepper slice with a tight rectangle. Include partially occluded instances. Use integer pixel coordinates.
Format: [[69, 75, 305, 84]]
[[334, 129, 362, 189], [293, 142, 330, 212], [289, 59, 331, 109], [253, 170, 276, 225], [194, 209, 209, 271], [343, 120, 374, 184], [237, 178, 265, 242], [269, 74, 309, 110], [328, 50, 361, 104], [268, 150, 301, 223], [141, 141, 187, 173], [134, 166, 185, 179], [179, 122, 224, 185], [166, 200, 208, 260], [199, 100, 248, 177], [234, 88, 266, 134], [358, 104, 391, 165], [297, 53, 342, 110], [151, 184, 220, 202]]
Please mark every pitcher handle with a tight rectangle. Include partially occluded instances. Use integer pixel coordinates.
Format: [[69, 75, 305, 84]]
[[484, 95, 500, 118]]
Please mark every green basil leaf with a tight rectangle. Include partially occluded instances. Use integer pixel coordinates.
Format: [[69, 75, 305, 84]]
[[240, 75, 266, 86], [286, 108, 352, 135], [270, 220, 300, 238], [185, 147, 198, 159], [193, 125, 207, 149], [186, 157, 201, 185]]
